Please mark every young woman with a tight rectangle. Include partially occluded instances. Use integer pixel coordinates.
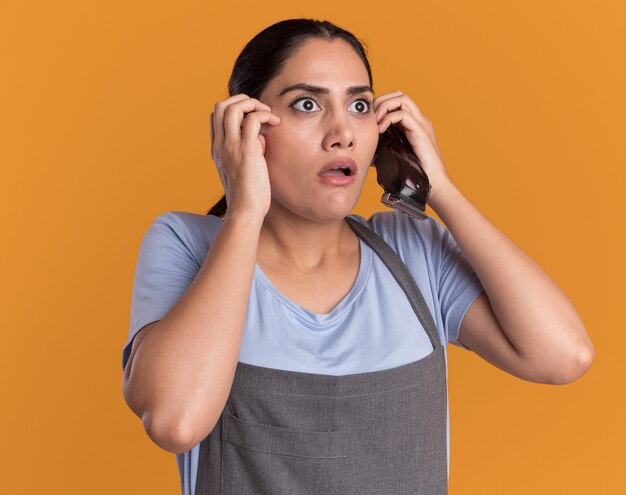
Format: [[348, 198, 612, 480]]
[[121, 18, 594, 495]]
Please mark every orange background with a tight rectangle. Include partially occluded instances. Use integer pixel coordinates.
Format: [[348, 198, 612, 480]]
[[2, 0, 624, 493]]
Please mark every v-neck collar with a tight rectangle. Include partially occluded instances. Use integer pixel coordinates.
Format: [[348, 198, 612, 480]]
[[253, 216, 373, 326]]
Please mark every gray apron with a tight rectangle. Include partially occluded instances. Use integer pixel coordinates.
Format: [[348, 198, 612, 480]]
[[194, 216, 448, 494]]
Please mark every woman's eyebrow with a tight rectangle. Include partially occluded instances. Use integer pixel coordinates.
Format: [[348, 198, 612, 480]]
[[277, 83, 374, 97]]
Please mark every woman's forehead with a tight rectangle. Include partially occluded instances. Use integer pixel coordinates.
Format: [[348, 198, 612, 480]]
[[267, 40, 370, 95], [285, 39, 364, 70]]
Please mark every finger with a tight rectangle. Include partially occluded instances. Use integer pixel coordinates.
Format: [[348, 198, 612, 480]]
[[375, 95, 436, 143], [257, 133, 266, 156], [379, 110, 440, 163], [397, 97, 438, 147], [393, 96, 433, 133], [223, 98, 272, 147], [212, 94, 250, 153], [241, 111, 280, 150], [378, 109, 421, 135], [373, 90, 404, 113]]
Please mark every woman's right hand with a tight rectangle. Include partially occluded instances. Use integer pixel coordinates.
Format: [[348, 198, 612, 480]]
[[210, 94, 281, 223]]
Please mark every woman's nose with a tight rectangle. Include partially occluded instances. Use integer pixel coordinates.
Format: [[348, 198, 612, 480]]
[[322, 110, 355, 150]]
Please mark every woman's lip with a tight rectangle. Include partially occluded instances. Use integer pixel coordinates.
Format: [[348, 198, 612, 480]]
[[318, 174, 356, 186], [317, 158, 357, 176]]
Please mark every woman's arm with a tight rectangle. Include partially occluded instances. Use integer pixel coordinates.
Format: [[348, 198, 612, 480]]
[[373, 90, 594, 385], [123, 96, 279, 453], [429, 181, 595, 385], [123, 212, 264, 454]]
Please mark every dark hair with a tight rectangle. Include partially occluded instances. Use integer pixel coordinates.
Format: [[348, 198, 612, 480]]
[[205, 18, 374, 217]]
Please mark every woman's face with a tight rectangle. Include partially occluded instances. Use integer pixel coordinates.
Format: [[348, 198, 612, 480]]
[[258, 38, 379, 223]]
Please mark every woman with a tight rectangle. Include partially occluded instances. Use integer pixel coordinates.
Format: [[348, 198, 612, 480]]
[[121, 18, 594, 495]]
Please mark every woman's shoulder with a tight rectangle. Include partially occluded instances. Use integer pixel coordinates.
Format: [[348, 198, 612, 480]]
[[152, 210, 223, 233], [141, 210, 224, 262], [150, 210, 223, 236], [347, 209, 456, 272]]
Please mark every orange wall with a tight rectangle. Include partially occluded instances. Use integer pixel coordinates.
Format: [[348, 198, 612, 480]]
[[1, 0, 624, 493]]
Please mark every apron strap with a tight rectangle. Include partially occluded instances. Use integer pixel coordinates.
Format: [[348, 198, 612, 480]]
[[345, 216, 443, 350]]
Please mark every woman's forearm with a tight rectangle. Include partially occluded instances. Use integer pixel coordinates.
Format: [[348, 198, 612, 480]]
[[124, 211, 264, 453], [428, 179, 594, 367]]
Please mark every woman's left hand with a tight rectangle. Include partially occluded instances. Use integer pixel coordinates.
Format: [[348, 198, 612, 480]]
[[373, 90, 453, 205]]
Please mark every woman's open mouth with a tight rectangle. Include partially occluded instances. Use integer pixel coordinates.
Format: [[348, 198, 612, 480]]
[[317, 158, 357, 185]]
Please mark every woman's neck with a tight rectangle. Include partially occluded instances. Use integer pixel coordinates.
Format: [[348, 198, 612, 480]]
[[257, 207, 358, 273]]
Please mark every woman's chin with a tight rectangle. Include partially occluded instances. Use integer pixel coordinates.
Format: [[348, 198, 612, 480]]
[[266, 192, 358, 223], [311, 202, 356, 223]]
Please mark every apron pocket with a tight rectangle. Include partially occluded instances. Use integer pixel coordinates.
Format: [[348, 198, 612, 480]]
[[221, 410, 347, 458], [220, 411, 349, 494]]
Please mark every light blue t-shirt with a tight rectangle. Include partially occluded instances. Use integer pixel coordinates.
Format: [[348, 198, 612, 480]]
[[122, 209, 484, 495]]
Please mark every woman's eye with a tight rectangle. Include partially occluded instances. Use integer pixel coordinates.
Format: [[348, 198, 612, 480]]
[[291, 98, 320, 113], [289, 96, 372, 114], [348, 98, 372, 114]]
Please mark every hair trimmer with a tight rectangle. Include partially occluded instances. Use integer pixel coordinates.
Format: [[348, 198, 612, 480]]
[[372, 124, 431, 220]]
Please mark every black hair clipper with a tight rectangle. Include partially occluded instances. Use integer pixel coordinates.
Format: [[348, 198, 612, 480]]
[[372, 124, 431, 220]]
